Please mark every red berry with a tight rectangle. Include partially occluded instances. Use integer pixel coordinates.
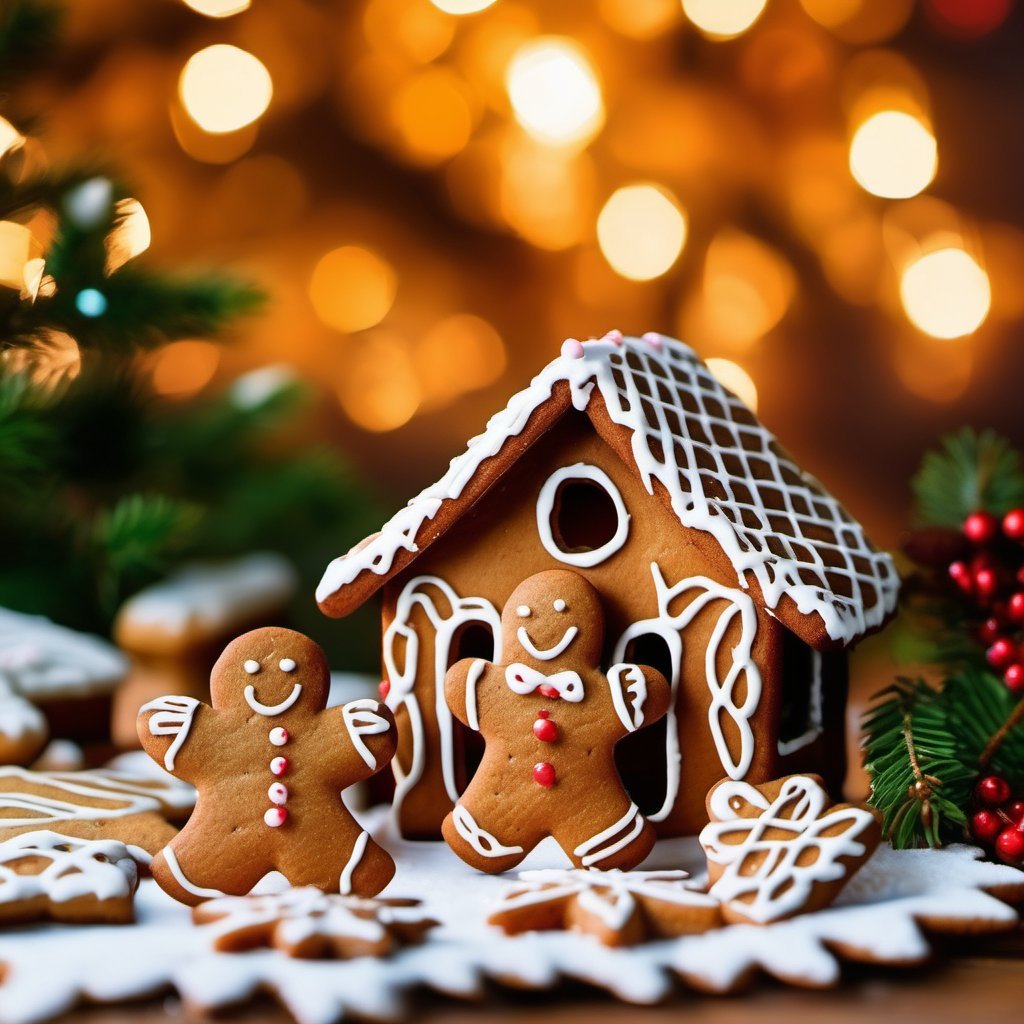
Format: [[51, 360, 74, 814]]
[[979, 617, 1004, 644], [987, 638, 1017, 669], [995, 826, 1024, 865], [974, 567, 999, 601], [379, 679, 391, 700], [533, 762, 556, 788], [949, 561, 973, 593], [964, 511, 999, 545], [971, 809, 1003, 843], [1008, 593, 1024, 622], [1003, 508, 1024, 541], [533, 718, 558, 742], [1006, 801, 1024, 824], [976, 774, 1012, 806], [1005, 664, 1024, 693]]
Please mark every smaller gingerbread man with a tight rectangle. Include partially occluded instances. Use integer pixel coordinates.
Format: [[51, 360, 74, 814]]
[[137, 627, 397, 905], [442, 570, 670, 873]]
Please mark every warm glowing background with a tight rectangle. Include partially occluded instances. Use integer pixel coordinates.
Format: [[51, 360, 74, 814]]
[[19, 0, 1024, 551]]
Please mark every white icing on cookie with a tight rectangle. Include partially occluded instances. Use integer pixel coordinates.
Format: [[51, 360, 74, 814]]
[[341, 699, 391, 771], [244, 683, 302, 717], [464, 660, 487, 732], [243, 660, 261, 675], [516, 605, 531, 617], [451, 804, 524, 858], [162, 847, 227, 899], [504, 664, 584, 702], [606, 664, 648, 732], [279, 659, 297, 673], [553, 599, 567, 612], [573, 803, 643, 867], [339, 829, 369, 895], [536, 463, 631, 568], [515, 624, 578, 661], [140, 695, 201, 771], [613, 563, 762, 821]]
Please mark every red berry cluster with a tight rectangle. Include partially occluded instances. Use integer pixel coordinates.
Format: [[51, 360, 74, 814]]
[[970, 774, 1024, 864], [947, 509, 1024, 693]]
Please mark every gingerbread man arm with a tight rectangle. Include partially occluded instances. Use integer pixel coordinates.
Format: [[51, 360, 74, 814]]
[[137, 696, 223, 783], [444, 657, 492, 731], [317, 698, 397, 782], [605, 663, 671, 737]]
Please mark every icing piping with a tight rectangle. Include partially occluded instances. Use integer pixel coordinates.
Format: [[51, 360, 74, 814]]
[[700, 775, 879, 924], [243, 684, 302, 717], [341, 699, 391, 771], [515, 625, 578, 661], [464, 659, 487, 732], [451, 804, 524, 858], [316, 334, 899, 647], [140, 695, 201, 771], [613, 563, 762, 821], [339, 829, 369, 895], [162, 847, 227, 899], [504, 664, 584, 702], [777, 650, 824, 756], [573, 803, 643, 867], [382, 576, 500, 813], [535, 463, 630, 569], [606, 664, 647, 732]]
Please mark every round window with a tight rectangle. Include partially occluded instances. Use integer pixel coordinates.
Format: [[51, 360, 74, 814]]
[[536, 464, 630, 567]]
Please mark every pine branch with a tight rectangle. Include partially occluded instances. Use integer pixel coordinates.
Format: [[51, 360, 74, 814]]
[[0, 0, 60, 87], [912, 428, 1024, 528]]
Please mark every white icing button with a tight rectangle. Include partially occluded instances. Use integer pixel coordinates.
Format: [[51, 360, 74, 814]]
[[268, 783, 288, 805], [264, 807, 287, 827], [243, 660, 261, 674], [279, 658, 297, 672], [269, 727, 289, 746], [517, 605, 531, 617], [270, 756, 288, 776], [553, 599, 567, 612]]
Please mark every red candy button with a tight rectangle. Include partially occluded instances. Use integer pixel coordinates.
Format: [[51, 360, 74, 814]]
[[533, 717, 558, 742], [538, 684, 560, 699], [270, 756, 289, 777], [379, 679, 391, 700], [264, 807, 287, 827], [533, 762, 556, 788]]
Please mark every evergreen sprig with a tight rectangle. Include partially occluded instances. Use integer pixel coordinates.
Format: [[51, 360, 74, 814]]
[[911, 427, 1024, 528]]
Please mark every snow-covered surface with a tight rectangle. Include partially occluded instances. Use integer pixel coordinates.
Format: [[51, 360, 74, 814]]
[[0, 809, 1018, 1024]]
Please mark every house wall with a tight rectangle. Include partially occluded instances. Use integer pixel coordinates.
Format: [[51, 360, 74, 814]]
[[380, 411, 819, 839]]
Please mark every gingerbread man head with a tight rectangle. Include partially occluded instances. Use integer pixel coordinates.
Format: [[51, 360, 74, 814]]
[[502, 570, 603, 670], [210, 628, 330, 717]]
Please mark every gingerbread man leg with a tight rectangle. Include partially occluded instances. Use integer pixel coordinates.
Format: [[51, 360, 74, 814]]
[[152, 833, 271, 907], [274, 823, 396, 898], [442, 794, 546, 873], [553, 798, 657, 872]]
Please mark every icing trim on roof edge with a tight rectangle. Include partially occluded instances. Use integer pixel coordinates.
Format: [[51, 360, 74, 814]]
[[316, 333, 900, 647]]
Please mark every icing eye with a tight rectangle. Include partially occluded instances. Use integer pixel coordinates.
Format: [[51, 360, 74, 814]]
[[553, 599, 567, 612], [730, 797, 743, 811], [243, 660, 261, 675], [279, 658, 297, 672], [516, 605, 531, 617]]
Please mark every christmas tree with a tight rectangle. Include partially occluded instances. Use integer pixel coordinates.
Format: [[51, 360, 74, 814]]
[[0, 0, 377, 659]]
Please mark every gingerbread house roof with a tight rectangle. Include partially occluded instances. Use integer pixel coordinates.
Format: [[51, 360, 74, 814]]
[[317, 333, 900, 648]]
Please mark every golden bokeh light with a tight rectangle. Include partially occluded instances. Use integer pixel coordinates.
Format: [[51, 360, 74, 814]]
[[337, 331, 421, 432], [363, 0, 455, 65], [391, 68, 475, 165], [105, 198, 151, 274], [1, 330, 80, 388], [179, 45, 272, 134], [505, 38, 604, 148], [414, 314, 506, 409], [599, 0, 679, 39], [900, 247, 991, 339], [150, 340, 221, 397], [705, 358, 759, 412], [430, 0, 497, 13], [309, 246, 397, 334], [0, 220, 34, 291], [893, 333, 972, 402], [181, 0, 250, 17], [701, 230, 795, 347], [849, 111, 937, 199], [800, 0, 914, 45], [596, 184, 687, 281], [0, 116, 24, 158], [682, 0, 769, 40]]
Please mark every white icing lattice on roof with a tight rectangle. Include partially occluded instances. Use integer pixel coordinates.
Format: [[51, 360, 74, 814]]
[[317, 334, 899, 646]]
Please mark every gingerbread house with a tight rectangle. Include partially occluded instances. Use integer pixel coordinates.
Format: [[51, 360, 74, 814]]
[[317, 333, 900, 839]]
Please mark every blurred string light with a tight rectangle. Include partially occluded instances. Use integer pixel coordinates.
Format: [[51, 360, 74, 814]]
[[391, 68, 475, 164], [799, 0, 914, 43], [900, 247, 991, 339], [181, 0, 251, 17], [849, 111, 937, 199], [75, 288, 108, 318], [150, 340, 221, 397], [599, 0, 679, 40], [0, 221, 34, 292], [179, 45, 272, 133], [682, 0, 769, 40], [337, 330, 421, 432], [309, 246, 397, 333], [597, 184, 687, 281], [105, 198, 151, 274], [925, 0, 1013, 39], [0, 116, 24, 157], [430, 0, 498, 13], [414, 314, 506, 409], [705, 358, 759, 412], [505, 38, 604, 148]]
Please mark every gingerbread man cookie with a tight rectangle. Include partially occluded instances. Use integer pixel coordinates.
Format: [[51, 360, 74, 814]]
[[442, 570, 670, 873], [137, 627, 398, 905]]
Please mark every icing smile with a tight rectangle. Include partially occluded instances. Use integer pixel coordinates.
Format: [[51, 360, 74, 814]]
[[516, 625, 578, 661], [244, 684, 303, 717]]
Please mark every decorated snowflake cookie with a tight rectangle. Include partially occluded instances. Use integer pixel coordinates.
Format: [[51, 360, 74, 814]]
[[489, 867, 721, 946], [194, 886, 437, 958], [699, 774, 882, 924]]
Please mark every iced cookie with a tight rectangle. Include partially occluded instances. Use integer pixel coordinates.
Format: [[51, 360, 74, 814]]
[[194, 887, 436, 958], [0, 685, 48, 766], [489, 867, 721, 946], [699, 774, 882, 925], [0, 831, 139, 924], [137, 627, 397, 905], [442, 570, 670, 873]]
